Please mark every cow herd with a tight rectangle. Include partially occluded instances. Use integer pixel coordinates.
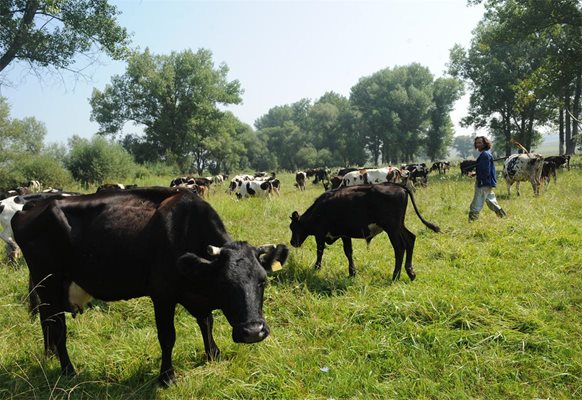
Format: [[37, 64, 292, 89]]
[[0, 153, 573, 386]]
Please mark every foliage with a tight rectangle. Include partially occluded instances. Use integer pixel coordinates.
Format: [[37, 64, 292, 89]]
[[449, 0, 581, 155], [90, 48, 243, 173], [453, 135, 475, 159], [0, 0, 130, 77], [12, 154, 74, 189], [1, 162, 581, 398], [65, 135, 137, 186]]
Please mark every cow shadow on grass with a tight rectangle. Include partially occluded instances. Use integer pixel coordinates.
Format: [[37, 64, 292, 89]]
[[270, 256, 355, 297], [0, 360, 162, 399]]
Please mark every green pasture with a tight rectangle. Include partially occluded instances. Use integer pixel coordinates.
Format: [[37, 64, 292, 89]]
[[0, 161, 581, 399]]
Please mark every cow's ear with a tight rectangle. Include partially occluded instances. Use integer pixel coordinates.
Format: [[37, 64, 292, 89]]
[[257, 244, 289, 273], [291, 211, 299, 221], [177, 253, 213, 280]]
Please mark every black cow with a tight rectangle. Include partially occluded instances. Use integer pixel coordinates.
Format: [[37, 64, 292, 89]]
[[289, 183, 440, 281], [13, 187, 289, 386], [544, 155, 571, 171], [460, 160, 477, 176]]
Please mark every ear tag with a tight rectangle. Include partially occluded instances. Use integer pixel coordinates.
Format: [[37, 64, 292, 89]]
[[271, 260, 282, 272]]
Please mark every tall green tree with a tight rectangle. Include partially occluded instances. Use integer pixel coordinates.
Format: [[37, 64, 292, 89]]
[[0, 0, 130, 77], [90, 48, 243, 172], [426, 77, 464, 161], [453, 135, 475, 159]]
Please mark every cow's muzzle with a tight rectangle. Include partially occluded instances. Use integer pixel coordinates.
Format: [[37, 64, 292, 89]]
[[232, 320, 270, 343]]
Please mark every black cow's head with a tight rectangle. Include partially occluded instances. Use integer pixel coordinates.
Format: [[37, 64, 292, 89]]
[[289, 211, 308, 248], [177, 241, 288, 343]]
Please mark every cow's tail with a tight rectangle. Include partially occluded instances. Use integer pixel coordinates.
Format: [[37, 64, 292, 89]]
[[401, 184, 440, 233]]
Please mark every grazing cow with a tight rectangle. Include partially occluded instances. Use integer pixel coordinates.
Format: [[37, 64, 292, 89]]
[[460, 160, 477, 176], [544, 155, 571, 171], [237, 180, 274, 199], [289, 182, 440, 281], [502, 153, 544, 196], [96, 183, 138, 192], [402, 164, 429, 187], [12, 187, 289, 386], [227, 174, 254, 195], [295, 171, 307, 191], [0, 192, 80, 261], [339, 167, 407, 188]]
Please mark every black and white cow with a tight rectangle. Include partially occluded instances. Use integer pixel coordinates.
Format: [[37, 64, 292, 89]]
[[502, 153, 544, 196], [339, 167, 408, 188], [289, 182, 440, 280], [295, 171, 307, 191], [460, 160, 477, 176], [237, 180, 274, 199], [12, 187, 289, 386]]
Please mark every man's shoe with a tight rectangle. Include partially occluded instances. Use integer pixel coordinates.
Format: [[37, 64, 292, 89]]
[[496, 208, 507, 218]]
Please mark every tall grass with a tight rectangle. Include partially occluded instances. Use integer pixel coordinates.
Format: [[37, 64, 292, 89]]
[[1, 161, 581, 399]]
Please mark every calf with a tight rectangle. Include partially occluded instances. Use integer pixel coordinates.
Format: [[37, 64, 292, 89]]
[[541, 161, 558, 186], [13, 187, 289, 386], [502, 153, 544, 196], [544, 155, 571, 171], [289, 183, 440, 281]]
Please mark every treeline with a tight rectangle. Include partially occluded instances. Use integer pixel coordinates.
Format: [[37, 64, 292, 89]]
[[89, 49, 463, 174]]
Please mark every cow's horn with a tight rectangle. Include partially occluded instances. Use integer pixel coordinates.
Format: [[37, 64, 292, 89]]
[[207, 245, 222, 256]]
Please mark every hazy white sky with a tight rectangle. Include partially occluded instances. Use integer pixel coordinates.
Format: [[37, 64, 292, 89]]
[[1, 0, 485, 145]]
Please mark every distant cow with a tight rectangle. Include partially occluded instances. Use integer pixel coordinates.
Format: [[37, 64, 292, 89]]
[[96, 183, 138, 192], [544, 155, 571, 171], [430, 161, 451, 174], [402, 164, 428, 187], [237, 180, 274, 199], [339, 166, 407, 188], [460, 160, 477, 176], [295, 171, 307, 191], [502, 153, 544, 196], [541, 161, 558, 187], [227, 174, 254, 195], [289, 182, 440, 281], [13, 187, 289, 386]]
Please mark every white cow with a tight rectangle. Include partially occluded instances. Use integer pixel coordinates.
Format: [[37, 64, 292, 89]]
[[227, 174, 254, 195], [502, 153, 544, 196]]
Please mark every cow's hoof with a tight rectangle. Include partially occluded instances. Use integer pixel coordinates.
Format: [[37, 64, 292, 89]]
[[61, 364, 77, 377], [158, 370, 176, 388]]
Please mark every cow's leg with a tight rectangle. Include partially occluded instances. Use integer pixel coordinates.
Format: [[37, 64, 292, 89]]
[[34, 282, 75, 376], [314, 236, 326, 270], [516, 181, 521, 196], [341, 237, 356, 277], [153, 299, 177, 387], [531, 177, 540, 196], [195, 313, 220, 361], [385, 228, 406, 281], [401, 227, 417, 281]]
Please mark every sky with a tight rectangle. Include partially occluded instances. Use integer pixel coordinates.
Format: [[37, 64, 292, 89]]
[[0, 0, 486, 145]]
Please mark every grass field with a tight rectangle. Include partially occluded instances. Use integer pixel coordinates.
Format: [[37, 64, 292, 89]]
[[1, 160, 581, 399]]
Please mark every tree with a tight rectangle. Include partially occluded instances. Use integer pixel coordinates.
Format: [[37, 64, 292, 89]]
[[0, 0, 130, 77], [426, 77, 464, 161], [452, 0, 581, 155], [90, 48, 243, 171], [453, 135, 475, 159]]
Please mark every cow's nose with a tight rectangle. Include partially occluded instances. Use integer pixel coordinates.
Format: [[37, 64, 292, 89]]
[[233, 321, 270, 343]]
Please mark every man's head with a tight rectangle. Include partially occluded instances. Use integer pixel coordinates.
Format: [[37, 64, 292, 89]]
[[474, 136, 492, 151]]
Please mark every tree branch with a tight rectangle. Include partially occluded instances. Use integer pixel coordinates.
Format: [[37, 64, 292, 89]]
[[0, 0, 40, 73]]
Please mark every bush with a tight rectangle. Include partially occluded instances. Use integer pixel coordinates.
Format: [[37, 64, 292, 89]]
[[65, 135, 138, 186]]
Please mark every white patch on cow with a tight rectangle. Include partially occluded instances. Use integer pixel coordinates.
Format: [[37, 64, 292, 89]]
[[68, 282, 93, 314]]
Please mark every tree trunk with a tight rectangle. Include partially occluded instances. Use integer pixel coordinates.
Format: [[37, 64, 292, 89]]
[[503, 111, 512, 157], [0, 0, 39, 73], [559, 105, 564, 155], [565, 93, 572, 154], [570, 71, 581, 155]]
